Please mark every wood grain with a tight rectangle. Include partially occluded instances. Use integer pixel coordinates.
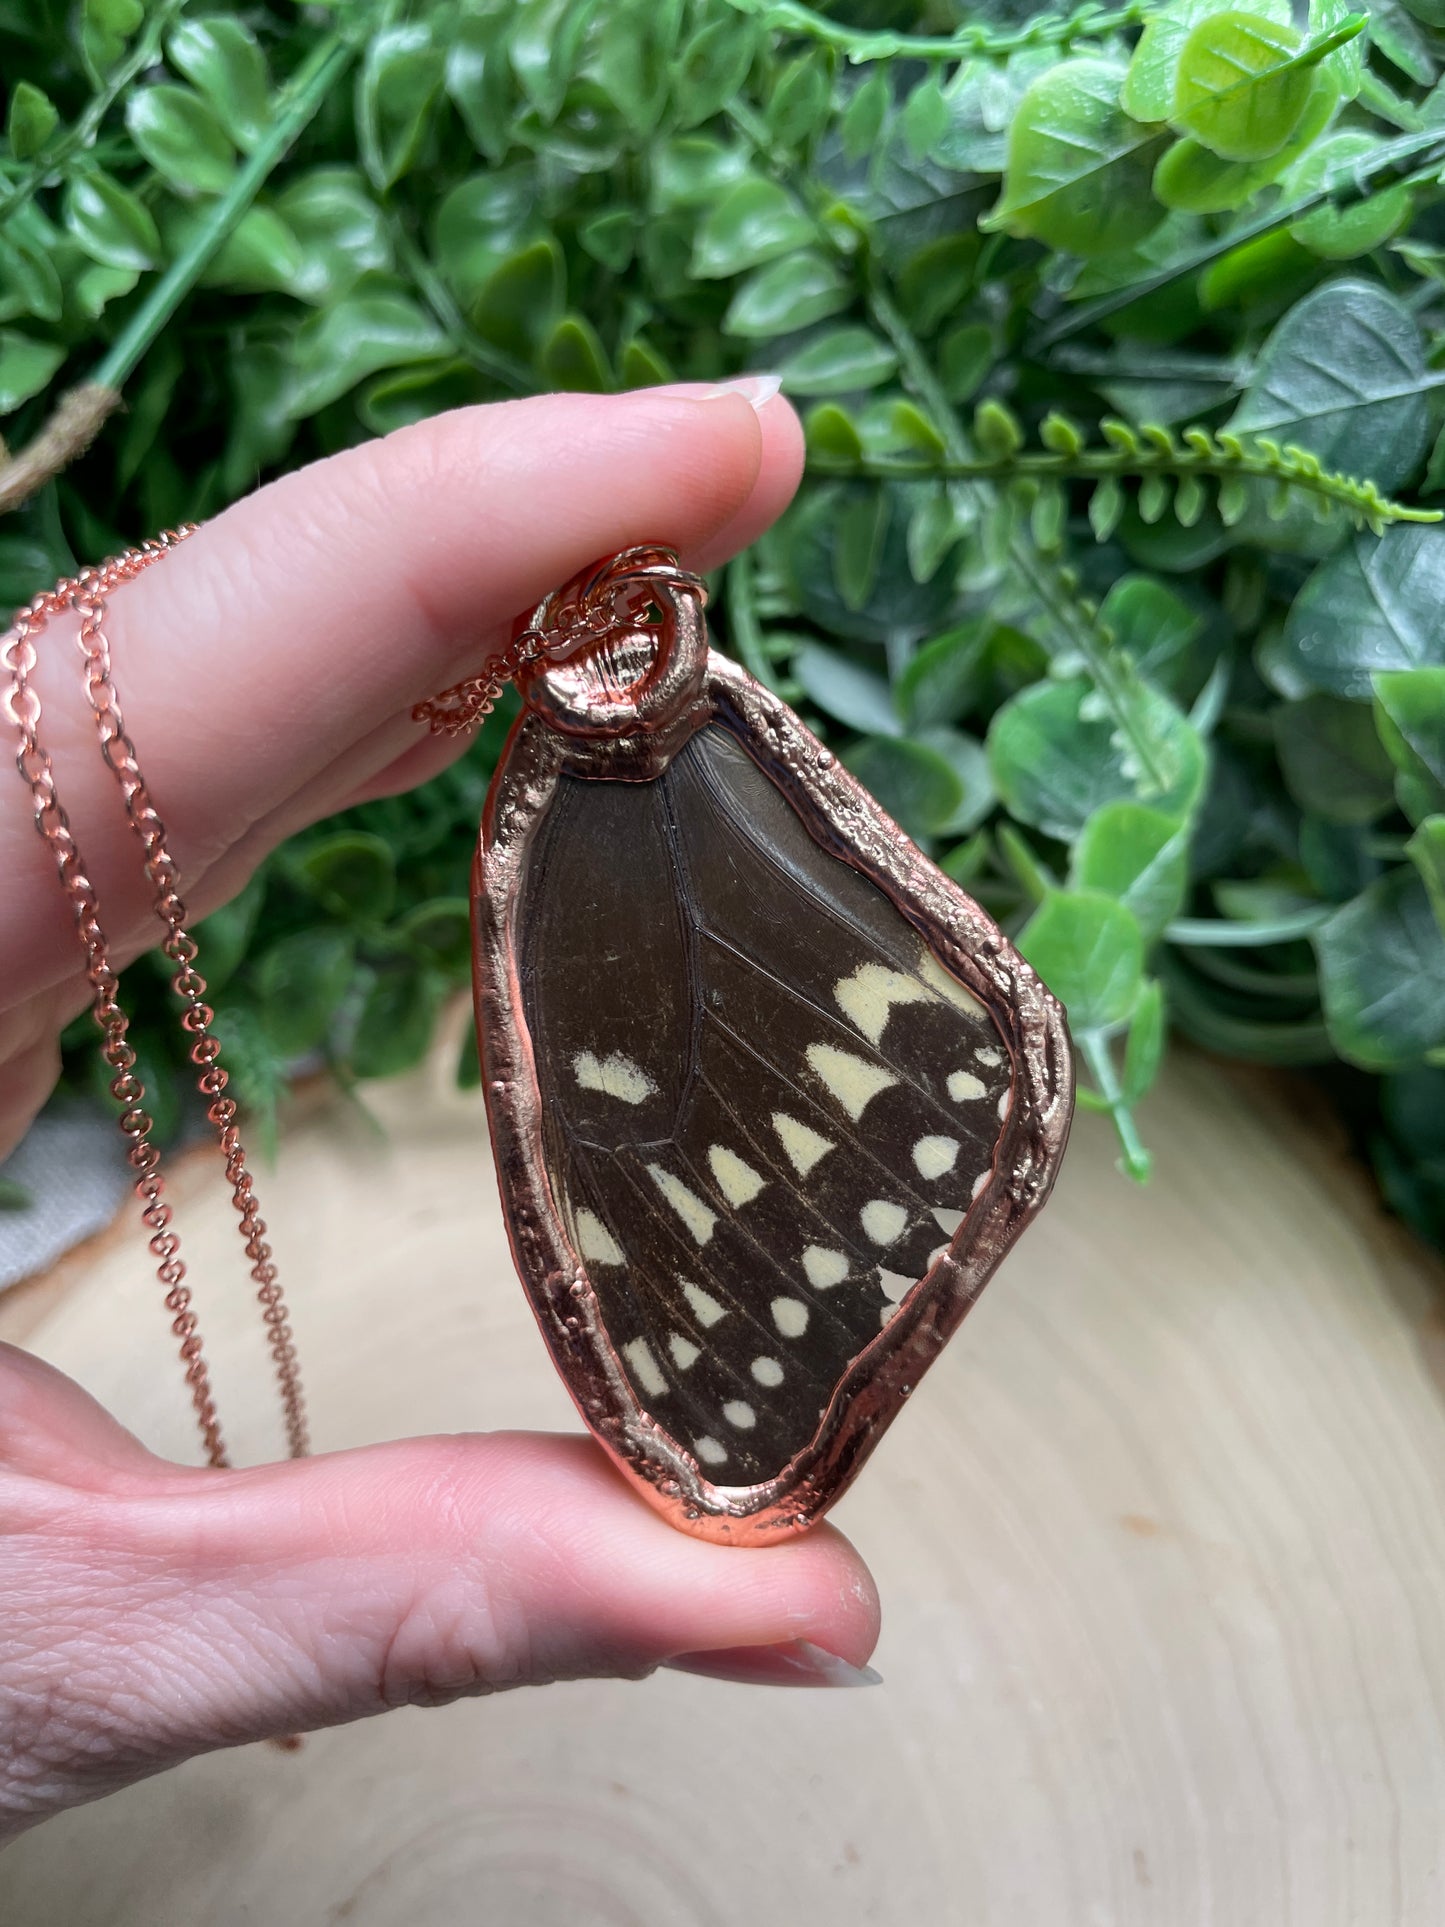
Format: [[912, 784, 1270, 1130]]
[[4, 1035, 1445, 1924]]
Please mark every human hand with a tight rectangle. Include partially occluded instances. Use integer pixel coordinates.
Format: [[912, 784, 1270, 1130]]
[[0, 382, 881, 1846]]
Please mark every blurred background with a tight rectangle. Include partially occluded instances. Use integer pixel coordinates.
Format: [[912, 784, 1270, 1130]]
[[3, 0, 1445, 1250]]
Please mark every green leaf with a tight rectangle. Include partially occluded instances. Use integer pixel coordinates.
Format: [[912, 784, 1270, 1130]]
[[1123, 0, 1292, 123], [778, 326, 897, 396], [1315, 868, 1445, 1067], [804, 401, 863, 463], [768, 50, 832, 149], [295, 831, 397, 921], [350, 966, 443, 1080], [1098, 574, 1205, 686], [126, 84, 236, 197], [1123, 977, 1167, 1102], [913, 725, 995, 836], [841, 70, 888, 161], [189, 203, 305, 296], [673, 13, 760, 128], [1019, 889, 1145, 1032], [445, 13, 513, 165], [1407, 817, 1445, 932], [692, 179, 815, 280], [1288, 133, 1414, 259], [895, 620, 991, 730], [845, 735, 965, 840], [939, 323, 994, 405], [167, 16, 272, 151], [1274, 694, 1397, 823], [0, 331, 64, 415], [1229, 280, 1428, 492], [988, 677, 1206, 841], [399, 898, 473, 975], [63, 171, 161, 271], [80, 0, 143, 80], [284, 281, 447, 420], [1172, 11, 1336, 162], [1276, 526, 1445, 699], [982, 59, 1165, 257], [1072, 800, 1190, 940], [835, 488, 888, 610], [1152, 72, 1337, 213], [1373, 668, 1445, 791], [723, 251, 850, 339], [358, 23, 445, 191], [792, 643, 900, 736], [471, 239, 565, 355], [258, 928, 355, 1057], [192, 876, 265, 993], [538, 314, 611, 391], [7, 81, 58, 160], [275, 168, 390, 307]]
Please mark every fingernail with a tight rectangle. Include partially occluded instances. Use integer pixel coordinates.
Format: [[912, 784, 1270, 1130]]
[[699, 372, 784, 410], [662, 1638, 882, 1688]]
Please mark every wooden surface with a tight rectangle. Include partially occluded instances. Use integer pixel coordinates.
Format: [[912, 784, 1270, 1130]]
[[4, 1032, 1445, 1924]]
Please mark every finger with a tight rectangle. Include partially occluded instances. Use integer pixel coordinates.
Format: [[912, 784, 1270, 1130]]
[[5, 385, 797, 1003], [9, 1432, 879, 1826], [0, 1344, 162, 1484]]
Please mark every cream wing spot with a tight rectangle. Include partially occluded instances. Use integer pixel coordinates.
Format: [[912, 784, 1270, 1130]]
[[682, 1280, 726, 1328], [750, 1356, 784, 1388], [647, 1164, 717, 1246], [802, 1245, 849, 1290], [772, 1296, 810, 1338], [707, 1144, 766, 1207], [919, 948, 986, 1019], [694, 1434, 728, 1466], [947, 1069, 987, 1103], [878, 1268, 914, 1304], [971, 1171, 990, 1201], [861, 1199, 908, 1246], [932, 1206, 964, 1237], [771, 1111, 835, 1177], [572, 1049, 657, 1104], [722, 1400, 757, 1431], [805, 1043, 897, 1122], [833, 962, 931, 1046], [913, 1134, 960, 1180], [669, 1333, 701, 1370], [574, 1208, 624, 1266], [622, 1338, 667, 1399], [976, 1045, 1004, 1068]]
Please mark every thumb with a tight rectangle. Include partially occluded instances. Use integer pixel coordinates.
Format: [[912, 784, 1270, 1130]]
[[5, 1427, 879, 1833]]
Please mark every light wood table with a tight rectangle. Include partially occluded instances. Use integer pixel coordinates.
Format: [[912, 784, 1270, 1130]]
[[3, 1039, 1445, 1924]]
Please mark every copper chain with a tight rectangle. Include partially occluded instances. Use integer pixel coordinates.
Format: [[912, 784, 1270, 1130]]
[[2, 536, 702, 1466], [2, 529, 307, 1467]]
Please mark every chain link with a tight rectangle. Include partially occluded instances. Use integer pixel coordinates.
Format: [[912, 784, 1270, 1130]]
[[3, 529, 307, 1467]]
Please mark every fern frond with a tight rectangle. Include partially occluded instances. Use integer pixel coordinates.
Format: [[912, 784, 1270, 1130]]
[[806, 402, 1441, 534]]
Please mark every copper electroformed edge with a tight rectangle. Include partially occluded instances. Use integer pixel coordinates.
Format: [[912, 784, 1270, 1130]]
[[473, 553, 1074, 1545]]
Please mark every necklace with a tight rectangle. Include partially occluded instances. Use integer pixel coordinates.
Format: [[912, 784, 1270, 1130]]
[[5, 536, 1072, 1539], [419, 545, 1073, 1542]]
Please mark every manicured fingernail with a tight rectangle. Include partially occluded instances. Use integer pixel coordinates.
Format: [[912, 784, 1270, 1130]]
[[700, 372, 784, 410], [662, 1638, 882, 1688]]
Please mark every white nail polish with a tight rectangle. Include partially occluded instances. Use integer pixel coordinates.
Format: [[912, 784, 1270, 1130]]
[[701, 372, 784, 410]]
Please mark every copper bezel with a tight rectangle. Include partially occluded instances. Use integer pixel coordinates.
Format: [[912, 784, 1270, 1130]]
[[472, 579, 1073, 1545]]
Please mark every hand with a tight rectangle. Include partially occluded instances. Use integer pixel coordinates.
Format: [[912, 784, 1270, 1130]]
[[0, 382, 881, 1846]]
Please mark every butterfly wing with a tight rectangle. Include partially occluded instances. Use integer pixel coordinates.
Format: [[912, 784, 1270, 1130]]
[[517, 724, 1015, 1486]]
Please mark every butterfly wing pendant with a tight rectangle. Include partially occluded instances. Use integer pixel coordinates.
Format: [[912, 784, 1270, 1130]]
[[473, 550, 1073, 1544]]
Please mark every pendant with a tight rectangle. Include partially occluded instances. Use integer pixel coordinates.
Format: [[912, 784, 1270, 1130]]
[[473, 549, 1072, 1543]]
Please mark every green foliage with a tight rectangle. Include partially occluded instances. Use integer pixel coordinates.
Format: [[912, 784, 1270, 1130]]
[[3, 0, 1445, 1248]]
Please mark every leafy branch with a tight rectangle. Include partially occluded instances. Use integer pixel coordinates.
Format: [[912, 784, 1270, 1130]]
[[722, 0, 1152, 63], [806, 402, 1443, 537], [0, 0, 189, 227]]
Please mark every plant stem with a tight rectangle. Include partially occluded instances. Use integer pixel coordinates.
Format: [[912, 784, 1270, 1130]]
[[1040, 129, 1445, 346], [806, 442, 1440, 527], [92, 32, 355, 392], [0, 0, 189, 229], [1078, 1028, 1151, 1180], [1165, 907, 1332, 946], [864, 275, 1171, 788], [722, 0, 1151, 61]]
